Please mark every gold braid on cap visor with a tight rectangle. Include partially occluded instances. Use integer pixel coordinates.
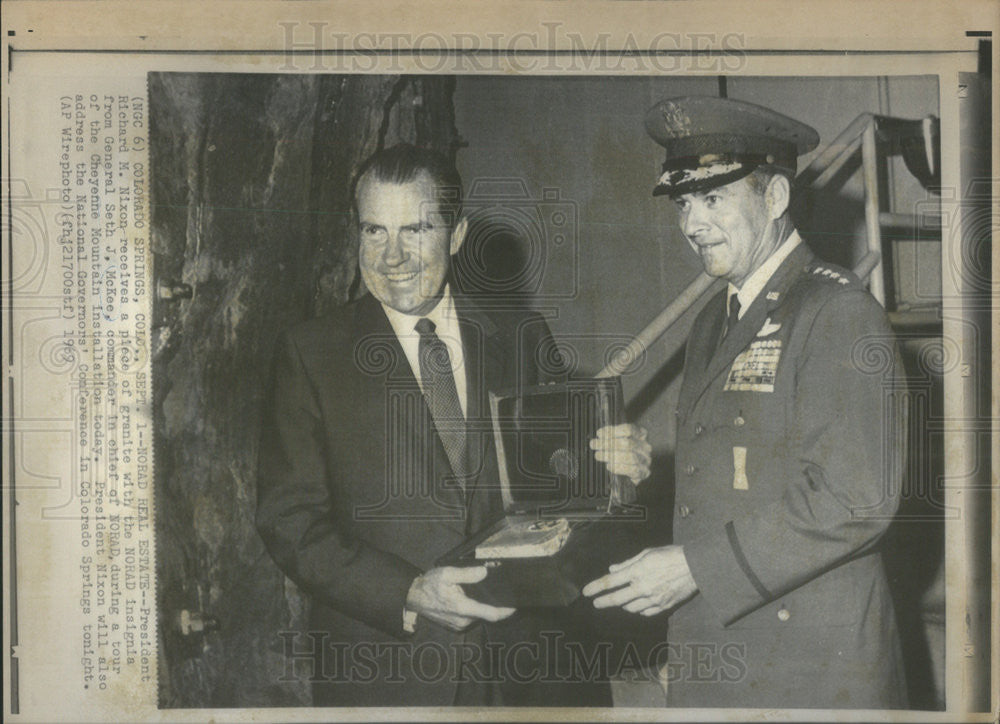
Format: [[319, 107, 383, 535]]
[[653, 160, 756, 197], [651, 149, 794, 196]]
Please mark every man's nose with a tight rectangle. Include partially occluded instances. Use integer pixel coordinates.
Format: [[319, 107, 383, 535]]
[[382, 231, 408, 266], [681, 204, 708, 238]]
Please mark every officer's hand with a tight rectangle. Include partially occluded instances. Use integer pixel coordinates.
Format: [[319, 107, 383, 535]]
[[582, 545, 697, 616], [405, 566, 516, 632], [590, 424, 652, 485]]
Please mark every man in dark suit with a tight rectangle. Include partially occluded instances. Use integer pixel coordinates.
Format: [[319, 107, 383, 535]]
[[584, 97, 907, 708], [257, 143, 651, 706]]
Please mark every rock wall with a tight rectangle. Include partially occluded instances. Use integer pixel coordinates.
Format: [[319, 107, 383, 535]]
[[149, 72, 457, 707]]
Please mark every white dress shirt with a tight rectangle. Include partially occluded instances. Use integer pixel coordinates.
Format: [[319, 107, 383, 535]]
[[381, 285, 468, 417], [728, 230, 802, 319]]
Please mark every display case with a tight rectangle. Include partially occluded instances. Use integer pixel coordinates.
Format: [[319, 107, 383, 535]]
[[438, 377, 649, 607]]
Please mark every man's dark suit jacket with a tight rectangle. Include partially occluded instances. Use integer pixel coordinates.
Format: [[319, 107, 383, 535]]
[[256, 292, 611, 707]]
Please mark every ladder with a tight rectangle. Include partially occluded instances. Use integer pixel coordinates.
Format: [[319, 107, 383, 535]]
[[796, 112, 942, 324], [599, 111, 941, 378]]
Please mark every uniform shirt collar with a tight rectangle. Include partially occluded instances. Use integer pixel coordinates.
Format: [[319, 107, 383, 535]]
[[728, 230, 802, 318]]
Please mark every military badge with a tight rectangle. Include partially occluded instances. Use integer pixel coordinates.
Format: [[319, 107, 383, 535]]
[[756, 317, 782, 337], [724, 339, 782, 392]]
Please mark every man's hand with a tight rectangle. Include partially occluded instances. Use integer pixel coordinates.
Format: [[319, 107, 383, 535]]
[[582, 545, 697, 616], [591, 423, 652, 485], [405, 566, 516, 632]]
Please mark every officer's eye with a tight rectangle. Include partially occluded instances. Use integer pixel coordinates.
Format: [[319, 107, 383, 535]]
[[673, 198, 690, 212], [705, 194, 722, 208], [359, 224, 386, 240]]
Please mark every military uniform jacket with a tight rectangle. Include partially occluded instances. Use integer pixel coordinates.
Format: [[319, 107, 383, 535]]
[[668, 243, 907, 709]]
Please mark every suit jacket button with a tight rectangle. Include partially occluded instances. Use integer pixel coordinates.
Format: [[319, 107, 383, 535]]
[[685, 464, 696, 475], [734, 415, 746, 427], [678, 504, 691, 518], [777, 607, 791, 622], [694, 424, 705, 435]]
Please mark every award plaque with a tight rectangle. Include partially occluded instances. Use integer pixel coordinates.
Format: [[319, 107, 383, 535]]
[[491, 377, 630, 514], [438, 377, 649, 607]]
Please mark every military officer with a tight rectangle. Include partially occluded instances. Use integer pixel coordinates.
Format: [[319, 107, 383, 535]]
[[583, 96, 907, 709]]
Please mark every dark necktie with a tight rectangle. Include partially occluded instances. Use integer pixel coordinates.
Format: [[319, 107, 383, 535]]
[[718, 292, 741, 350], [727, 293, 742, 335], [415, 318, 469, 489]]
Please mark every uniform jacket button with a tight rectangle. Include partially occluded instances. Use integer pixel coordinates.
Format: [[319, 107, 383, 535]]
[[685, 464, 696, 475], [734, 415, 746, 427], [678, 504, 691, 518], [694, 423, 705, 435], [777, 607, 791, 622]]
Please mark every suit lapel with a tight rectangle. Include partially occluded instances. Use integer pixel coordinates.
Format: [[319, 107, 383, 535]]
[[683, 244, 814, 417], [453, 296, 503, 528], [678, 291, 726, 418]]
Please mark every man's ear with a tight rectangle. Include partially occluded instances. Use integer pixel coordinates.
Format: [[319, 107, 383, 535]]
[[765, 174, 791, 221], [449, 216, 469, 256]]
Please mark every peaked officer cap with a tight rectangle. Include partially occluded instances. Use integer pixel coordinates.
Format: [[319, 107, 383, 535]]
[[645, 96, 819, 196]]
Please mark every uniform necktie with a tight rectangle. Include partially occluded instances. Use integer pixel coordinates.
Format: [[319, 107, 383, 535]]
[[717, 293, 741, 352], [726, 293, 742, 335], [415, 318, 469, 489]]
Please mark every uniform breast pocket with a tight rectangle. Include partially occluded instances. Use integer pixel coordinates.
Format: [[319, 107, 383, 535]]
[[718, 338, 791, 432]]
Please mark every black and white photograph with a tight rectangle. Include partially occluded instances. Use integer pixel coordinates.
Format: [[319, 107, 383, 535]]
[[2, 2, 996, 721], [148, 70, 981, 711]]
